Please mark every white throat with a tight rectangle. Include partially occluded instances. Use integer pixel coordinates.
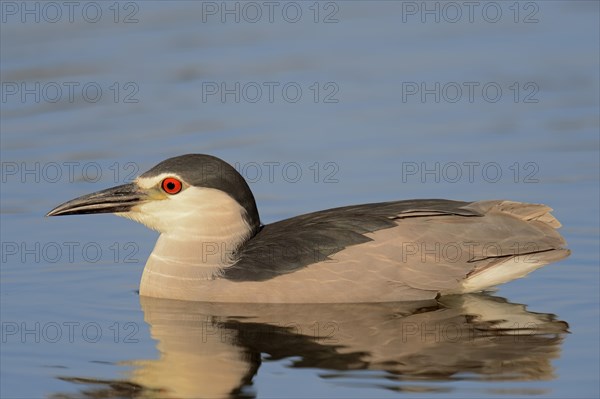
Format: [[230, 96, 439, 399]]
[[119, 186, 257, 297]]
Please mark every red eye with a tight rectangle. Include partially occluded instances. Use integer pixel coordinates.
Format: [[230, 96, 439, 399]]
[[161, 177, 182, 195]]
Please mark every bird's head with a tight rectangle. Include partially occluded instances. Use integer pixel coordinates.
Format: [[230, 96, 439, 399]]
[[47, 154, 261, 239]]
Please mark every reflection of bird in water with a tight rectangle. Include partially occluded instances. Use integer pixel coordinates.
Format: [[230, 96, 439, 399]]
[[48, 154, 569, 303], [52, 294, 568, 398]]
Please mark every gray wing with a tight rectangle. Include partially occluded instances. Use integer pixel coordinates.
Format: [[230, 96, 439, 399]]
[[224, 199, 479, 281]]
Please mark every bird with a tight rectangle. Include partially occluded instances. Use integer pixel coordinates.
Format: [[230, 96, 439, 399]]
[[47, 154, 569, 303]]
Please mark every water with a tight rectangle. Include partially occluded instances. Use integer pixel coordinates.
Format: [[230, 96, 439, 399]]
[[1, 1, 598, 398]]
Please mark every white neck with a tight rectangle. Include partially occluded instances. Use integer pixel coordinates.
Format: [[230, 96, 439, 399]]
[[121, 186, 257, 298]]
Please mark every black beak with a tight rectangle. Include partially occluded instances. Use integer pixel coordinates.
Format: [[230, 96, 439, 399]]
[[46, 183, 148, 217]]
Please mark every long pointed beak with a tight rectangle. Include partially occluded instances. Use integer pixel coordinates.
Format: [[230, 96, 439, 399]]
[[46, 183, 148, 217]]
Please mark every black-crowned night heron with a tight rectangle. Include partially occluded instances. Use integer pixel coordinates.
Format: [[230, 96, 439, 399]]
[[47, 154, 569, 303]]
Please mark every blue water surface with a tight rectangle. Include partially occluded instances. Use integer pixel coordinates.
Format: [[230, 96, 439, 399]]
[[1, 1, 598, 398]]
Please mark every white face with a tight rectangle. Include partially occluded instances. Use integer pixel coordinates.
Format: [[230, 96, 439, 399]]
[[118, 174, 253, 242]]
